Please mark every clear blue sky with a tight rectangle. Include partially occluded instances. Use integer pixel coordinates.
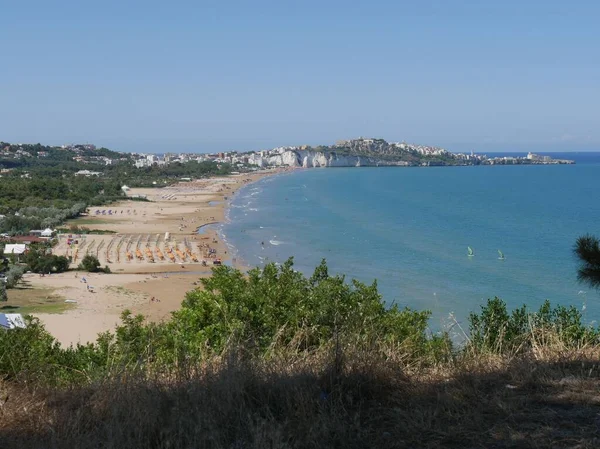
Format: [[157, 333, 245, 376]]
[[1, 0, 598, 153]]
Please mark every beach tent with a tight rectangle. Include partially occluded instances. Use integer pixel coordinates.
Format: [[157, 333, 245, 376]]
[[3, 244, 26, 255], [41, 228, 54, 238], [0, 313, 27, 330]]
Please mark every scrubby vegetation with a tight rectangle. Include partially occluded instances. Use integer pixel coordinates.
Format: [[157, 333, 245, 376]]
[[24, 247, 70, 274], [2, 265, 26, 289], [0, 203, 88, 235], [0, 176, 121, 214], [0, 176, 121, 234], [0, 258, 599, 447], [0, 242, 69, 280], [124, 161, 234, 187], [0, 141, 237, 235], [56, 225, 117, 235], [77, 254, 110, 273]]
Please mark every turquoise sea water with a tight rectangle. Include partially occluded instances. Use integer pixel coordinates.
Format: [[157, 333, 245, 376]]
[[220, 153, 600, 330]]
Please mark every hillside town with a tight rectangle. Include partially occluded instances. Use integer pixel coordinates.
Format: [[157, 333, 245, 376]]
[[1, 138, 575, 174], [128, 138, 576, 168]]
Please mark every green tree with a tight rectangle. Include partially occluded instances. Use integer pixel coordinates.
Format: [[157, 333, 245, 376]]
[[78, 254, 101, 272], [52, 255, 70, 273], [25, 247, 69, 273], [0, 282, 7, 302], [5, 265, 25, 288], [575, 235, 600, 289]]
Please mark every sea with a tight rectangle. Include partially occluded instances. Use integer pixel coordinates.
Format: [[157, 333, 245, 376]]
[[215, 152, 600, 331]]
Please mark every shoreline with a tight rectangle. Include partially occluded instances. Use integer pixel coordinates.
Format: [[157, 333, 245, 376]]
[[18, 168, 293, 347], [212, 167, 300, 272]]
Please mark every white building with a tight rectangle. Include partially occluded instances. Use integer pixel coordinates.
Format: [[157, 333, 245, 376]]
[[75, 170, 101, 177], [3, 244, 26, 255], [41, 228, 54, 238], [135, 159, 151, 168]]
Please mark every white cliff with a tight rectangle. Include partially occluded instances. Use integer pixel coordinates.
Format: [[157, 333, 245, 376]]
[[256, 150, 410, 168], [245, 138, 461, 168]]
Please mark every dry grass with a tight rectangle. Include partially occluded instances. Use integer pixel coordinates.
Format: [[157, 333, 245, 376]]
[[1, 346, 600, 449]]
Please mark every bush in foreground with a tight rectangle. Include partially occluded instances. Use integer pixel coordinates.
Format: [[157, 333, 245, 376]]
[[468, 297, 598, 354], [0, 259, 599, 447], [0, 259, 597, 386]]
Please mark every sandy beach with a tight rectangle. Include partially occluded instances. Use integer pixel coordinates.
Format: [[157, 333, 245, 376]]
[[15, 169, 289, 346], [31, 271, 202, 345]]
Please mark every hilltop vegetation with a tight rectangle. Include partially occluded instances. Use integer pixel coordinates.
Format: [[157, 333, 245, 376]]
[[126, 160, 234, 187], [0, 141, 234, 234], [0, 258, 599, 447], [331, 138, 461, 164], [0, 143, 129, 225], [0, 141, 234, 191]]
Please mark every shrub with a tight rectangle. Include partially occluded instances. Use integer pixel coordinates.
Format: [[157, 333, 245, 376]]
[[0, 203, 87, 234], [1, 259, 599, 391], [154, 259, 445, 364], [0, 282, 7, 302], [0, 316, 90, 384], [468, 297, 598, 353], [25, 248, 70, 273], [78, 255, 101, 272], [4, 264, 26, 288], [53, 255, 71, 273]]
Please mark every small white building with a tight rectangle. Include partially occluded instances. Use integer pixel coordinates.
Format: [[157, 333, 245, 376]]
[[0, 313, 27, 330], [41, 228, 54, 238], [29, 228, 55, 238], [75, 170, 102, 177], [3, 244, 27, 255]]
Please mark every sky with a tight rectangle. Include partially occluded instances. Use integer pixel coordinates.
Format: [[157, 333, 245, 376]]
[[1, 0, 599, 153]]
